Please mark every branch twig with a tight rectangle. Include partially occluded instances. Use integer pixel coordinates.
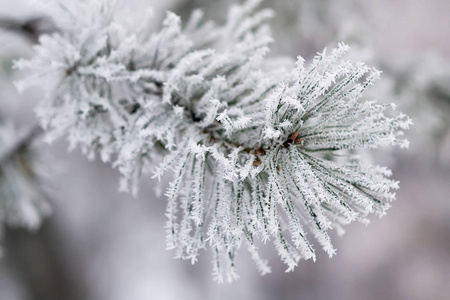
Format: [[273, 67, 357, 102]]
[[0, 125, 43, 166], [0, 16, 55, 42]]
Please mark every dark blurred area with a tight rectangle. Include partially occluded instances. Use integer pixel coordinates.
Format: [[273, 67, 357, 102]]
[[0, 0, 449, 299]]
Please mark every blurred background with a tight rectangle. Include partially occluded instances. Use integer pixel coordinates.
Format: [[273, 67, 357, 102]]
[[0, 0, 450, 299]]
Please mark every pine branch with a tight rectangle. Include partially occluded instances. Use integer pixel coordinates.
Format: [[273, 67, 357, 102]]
[[0, 16, 55, 42], [0, 124, 43, 166], [0, 122, 51, 251], [14, 0, 411, 281]]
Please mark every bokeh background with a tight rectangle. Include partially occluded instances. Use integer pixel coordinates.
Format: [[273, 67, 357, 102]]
[[1, 0, 450, 299]]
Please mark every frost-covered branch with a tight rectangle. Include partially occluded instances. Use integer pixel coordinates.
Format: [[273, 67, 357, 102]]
[[15, 0, 411, 282], [0, 122, 51, 253], [0, 124, 42, 165], [0, 16, 55, 42]]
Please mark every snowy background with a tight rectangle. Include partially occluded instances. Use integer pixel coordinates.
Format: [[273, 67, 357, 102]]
[[1, 0, 450, 299]]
